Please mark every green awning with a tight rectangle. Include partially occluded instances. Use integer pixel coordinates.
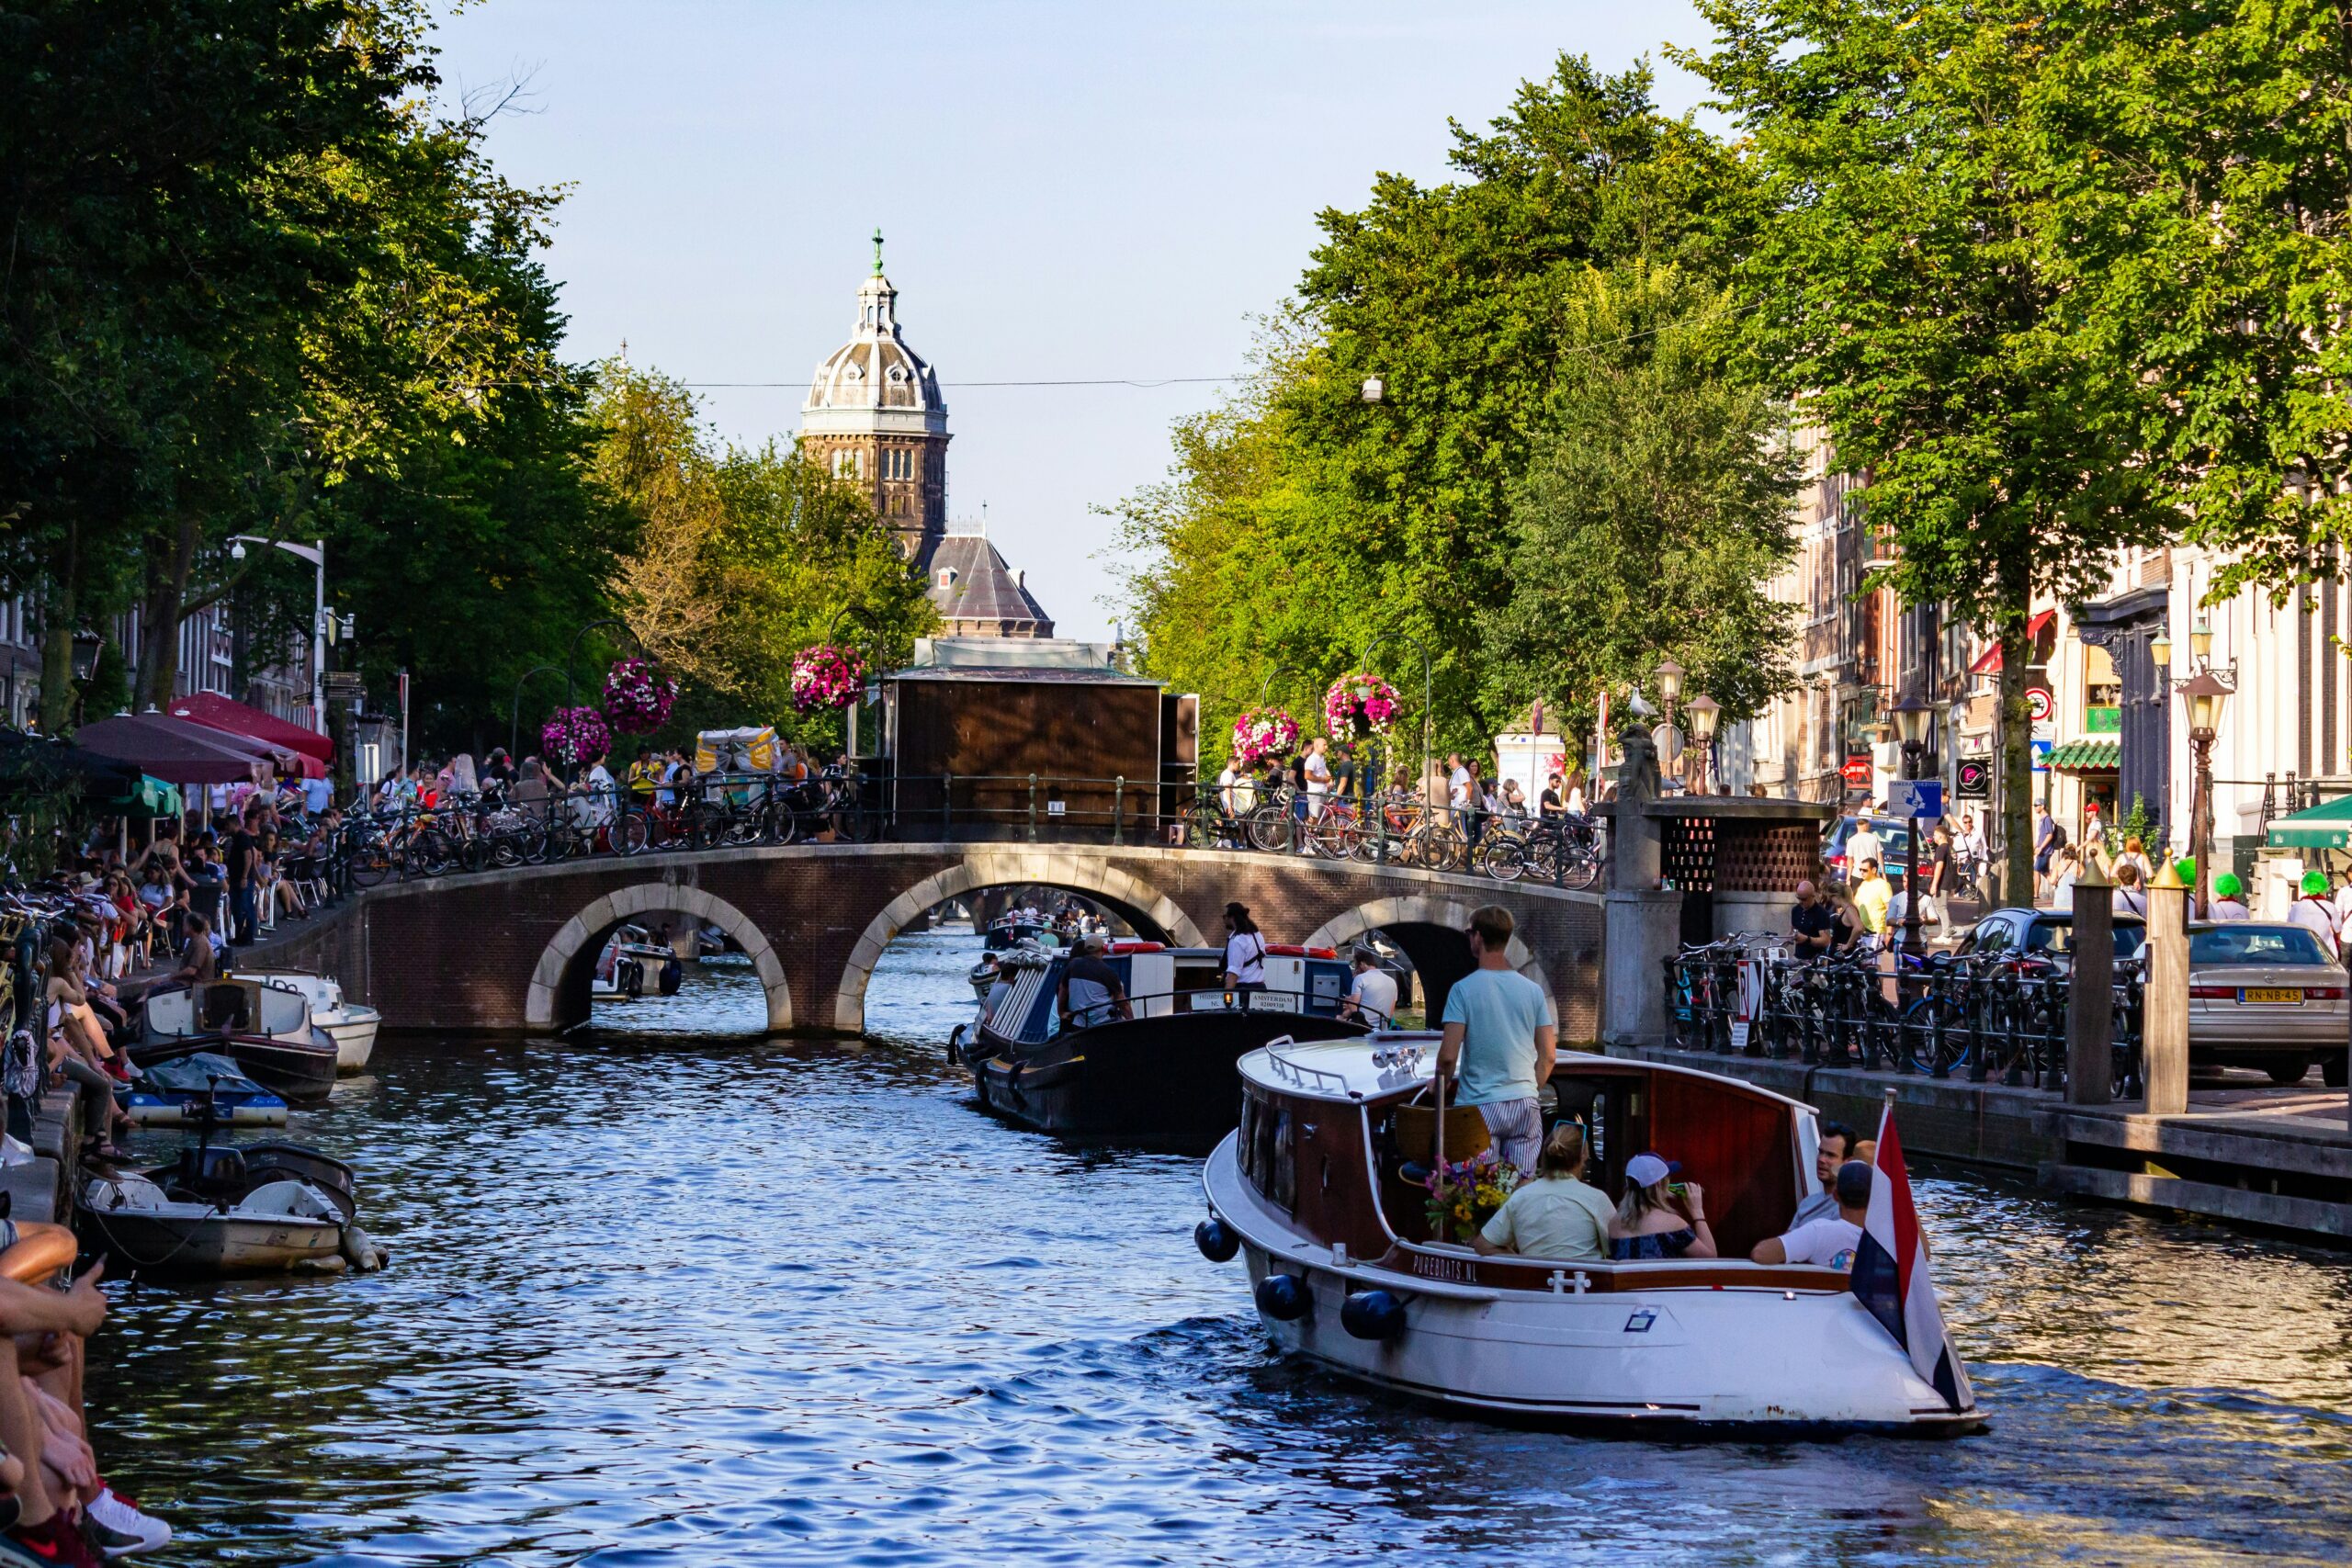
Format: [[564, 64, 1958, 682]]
[[101, 775, 183, 818], [2266, 793, 2352, 850], [2047, 738, 2121, 771]]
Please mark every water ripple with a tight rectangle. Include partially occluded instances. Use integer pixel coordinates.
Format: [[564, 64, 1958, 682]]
[[79, 931, 2352, 1567]]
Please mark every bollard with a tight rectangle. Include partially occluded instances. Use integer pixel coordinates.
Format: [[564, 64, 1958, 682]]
[[2064, 860, 2114, 1103], [2142, 860, 2189, 1115]]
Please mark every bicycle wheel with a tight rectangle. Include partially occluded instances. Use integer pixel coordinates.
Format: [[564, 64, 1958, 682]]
[[1417, 820, 1466, 872], [1313, 807, 1361, 859], [1247, 805, 1292, 853], [1557, 840, 1600, 890], [614, 809, 651, 857], [1485, 837, 1529, 882], [347, 838, 392, 888]]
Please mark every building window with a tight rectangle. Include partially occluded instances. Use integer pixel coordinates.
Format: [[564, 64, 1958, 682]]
[[832, 449, 862, 481]]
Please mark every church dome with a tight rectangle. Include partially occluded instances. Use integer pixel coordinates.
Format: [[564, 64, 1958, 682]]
[[802, 264, 947, 438]]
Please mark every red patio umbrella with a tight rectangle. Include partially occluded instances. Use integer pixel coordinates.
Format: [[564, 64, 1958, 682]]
[[166, 690, 333, 764]]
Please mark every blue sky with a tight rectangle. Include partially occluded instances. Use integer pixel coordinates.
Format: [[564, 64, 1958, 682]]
[[435, 1, 1716, 640]]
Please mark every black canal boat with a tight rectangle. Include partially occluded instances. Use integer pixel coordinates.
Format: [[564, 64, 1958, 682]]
[[960, 942, 1369, 1138]]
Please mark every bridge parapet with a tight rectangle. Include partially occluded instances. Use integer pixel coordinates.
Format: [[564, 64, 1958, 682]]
[[267, 842, 1602, 1039]]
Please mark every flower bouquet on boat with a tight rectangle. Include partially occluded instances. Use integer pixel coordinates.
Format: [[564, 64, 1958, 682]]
[[1194, 1030, 1980, 1434]]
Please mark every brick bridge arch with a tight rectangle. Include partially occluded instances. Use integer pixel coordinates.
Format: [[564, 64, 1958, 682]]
[[267, 844, 1603, 1039]]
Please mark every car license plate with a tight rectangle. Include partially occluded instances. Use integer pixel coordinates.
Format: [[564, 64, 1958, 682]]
[[2244, 987, 2303, 1004]]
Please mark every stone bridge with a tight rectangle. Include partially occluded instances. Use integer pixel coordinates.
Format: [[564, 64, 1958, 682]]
[[256, 843, 1605, 1038]]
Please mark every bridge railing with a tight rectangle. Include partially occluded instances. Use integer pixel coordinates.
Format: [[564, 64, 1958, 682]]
[[315, 772, 1609, 892]]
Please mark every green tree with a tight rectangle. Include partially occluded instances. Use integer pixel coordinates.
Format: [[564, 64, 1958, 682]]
[[1687, 0, 2177, 900], [589, 363, 934, 753], [1481, 265, 1800, 738]]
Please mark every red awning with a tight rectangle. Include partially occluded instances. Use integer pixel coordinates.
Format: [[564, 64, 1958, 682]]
[[166, 690, 333, 763], [1968, 609, 2058, 675], [72, 712, 276, 786]]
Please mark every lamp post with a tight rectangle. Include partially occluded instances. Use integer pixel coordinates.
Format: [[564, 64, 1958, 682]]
[[2178, 668, 2231, 919], [509, 663, 564, 761], [1653, 658, 1686, 791], [1891, 691, 1936, 960], [227, 536, 327, 734], [1685, 694, 1721, 795]]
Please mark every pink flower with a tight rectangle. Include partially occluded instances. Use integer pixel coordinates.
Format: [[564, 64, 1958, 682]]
[[791, 644, 866, 712]]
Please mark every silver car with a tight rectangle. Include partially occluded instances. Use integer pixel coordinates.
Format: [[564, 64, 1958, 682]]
[[2188, 922, 2350, 1086]]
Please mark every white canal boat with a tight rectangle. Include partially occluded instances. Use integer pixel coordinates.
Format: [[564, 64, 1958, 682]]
[[1196, 1031, 1981, 1434], [233, 969, 380, 1072]]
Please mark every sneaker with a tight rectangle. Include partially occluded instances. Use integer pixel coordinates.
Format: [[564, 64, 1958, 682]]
[[6, 1515, 104, 1567], [84, 1495, 166, 1558]]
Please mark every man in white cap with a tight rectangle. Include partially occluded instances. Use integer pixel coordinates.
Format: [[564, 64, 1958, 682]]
[[1436, 905, 1555, 1176]]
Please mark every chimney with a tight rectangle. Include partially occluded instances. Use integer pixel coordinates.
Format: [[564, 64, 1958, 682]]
[[1014, 570, 1025, 589]]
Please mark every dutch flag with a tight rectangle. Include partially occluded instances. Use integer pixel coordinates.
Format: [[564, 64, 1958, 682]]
[[1849, 1100, 1974, 1413]]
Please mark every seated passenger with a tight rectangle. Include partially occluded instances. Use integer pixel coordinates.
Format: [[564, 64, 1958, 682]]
[[1751, 1159, 1873, 1269], [1792, 1121, 1858, 1227], [1057, 934, 1133, 1030], [1338, 946, 1397, 1026], [1473, 1121, 1611, 1261], [1607, 1153, 1716, 1260]]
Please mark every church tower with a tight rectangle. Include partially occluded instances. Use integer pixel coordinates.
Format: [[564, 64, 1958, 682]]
[[799, 231, 950, 558]]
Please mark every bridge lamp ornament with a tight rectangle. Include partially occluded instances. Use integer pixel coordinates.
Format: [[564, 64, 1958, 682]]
[[1889, 691, 1936, 960], [1684, 694, 1721, 793], [2177, 668, 2230, 919], [1361, 376, 1384, 404]]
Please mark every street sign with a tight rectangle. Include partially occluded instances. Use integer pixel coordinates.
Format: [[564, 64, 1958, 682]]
[[2030, 738, 2052, 772], [1955, 758, 1991, 799], [1888, 779, 1945, 819], [1841, 754, 1874, 789], [2026, 686, 2054, 724], [322, 671, 365, 699]]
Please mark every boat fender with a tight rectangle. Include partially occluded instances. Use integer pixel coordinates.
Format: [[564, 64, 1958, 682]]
[[1193, 1217, 1239, 1263], [1254, 1271, 1312, 1322], [339, 1224, 390, 1272], [1340, 1290, 1407, 1341]]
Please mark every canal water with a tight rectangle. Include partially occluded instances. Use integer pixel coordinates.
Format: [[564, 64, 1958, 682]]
[[86, 930, 2352, 1566]]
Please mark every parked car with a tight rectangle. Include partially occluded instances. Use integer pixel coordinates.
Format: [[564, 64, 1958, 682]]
[[1958, 908, 2148, 966], [2186, 922, 2350, 1087], [1824, 815, 1924, 888]]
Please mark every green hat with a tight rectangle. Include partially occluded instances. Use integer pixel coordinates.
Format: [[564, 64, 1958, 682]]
[[2302, 870, 2330, 896], [2212, 872, 2244, 899], [2175, 857, 2196, 883]]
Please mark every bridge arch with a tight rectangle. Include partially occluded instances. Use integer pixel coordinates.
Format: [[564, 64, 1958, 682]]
[[833, 850, 1209, 1032], [526, 883, 791, 1032], [1303, 895, 1558, 1026]]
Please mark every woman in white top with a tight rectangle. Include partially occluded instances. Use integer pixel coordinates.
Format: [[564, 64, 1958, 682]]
[[1221, 902, 1268, 996]]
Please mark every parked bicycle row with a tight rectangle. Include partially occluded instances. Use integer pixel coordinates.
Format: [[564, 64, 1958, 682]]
[[1666, 936, 2145, 1098]]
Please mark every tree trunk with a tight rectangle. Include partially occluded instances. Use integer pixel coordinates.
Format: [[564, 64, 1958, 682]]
[[37, 522, 78, 733], [137, 513, 201, 708], [1997, 558, 2035, 907]]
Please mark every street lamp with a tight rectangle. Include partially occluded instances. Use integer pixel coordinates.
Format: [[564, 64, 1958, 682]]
[[1360, 377, 1385, 403], [1685, 694, 1721, 794], [2150, 627, 2172, 672], [2178, 668, 2231, 919], [1653, 658, 1686, 789], [1890, 691, 1936, 959], [227, 536, 328, 734]]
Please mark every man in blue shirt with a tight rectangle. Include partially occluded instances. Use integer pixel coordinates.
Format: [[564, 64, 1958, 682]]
[[1437, 905, 1557, 1175]]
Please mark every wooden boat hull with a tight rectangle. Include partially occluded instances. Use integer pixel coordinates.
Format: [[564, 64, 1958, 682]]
[[75, 1206, 341, 1278], [130, 1032, 339, 1106], [1204, 1133, 1977, 1434], [973, 1010, 1369, 1138]]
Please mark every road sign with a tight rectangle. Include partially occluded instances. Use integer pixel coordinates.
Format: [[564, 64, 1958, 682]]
[[1955, 758, 1991, 799], [2026, 686, 2054, 725], [1888, 779, 1945, 820], [2030, 739, 2053, 772], [322, 671, 365, 699], [1841, 753, 1874, 789]]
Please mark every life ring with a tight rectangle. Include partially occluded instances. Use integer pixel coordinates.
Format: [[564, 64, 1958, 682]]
[[0, 1223, 77, 1284]]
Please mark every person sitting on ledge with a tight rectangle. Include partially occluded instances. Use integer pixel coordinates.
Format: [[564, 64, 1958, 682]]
[[1473, 1121, 1611, 1262], [1751, 1159, 1873, 1270], [1607, 1153, 1716, 1259]]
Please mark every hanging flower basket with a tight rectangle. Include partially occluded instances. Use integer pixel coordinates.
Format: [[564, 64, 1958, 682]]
[[542, 705, 611, 768], [1323, 671, 1400, 739], [790, 643, 865, 713], [603, 657, 678, 735], [1229, 706, 1300, 767]]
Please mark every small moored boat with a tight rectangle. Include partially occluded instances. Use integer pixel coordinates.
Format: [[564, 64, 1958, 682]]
[[78, 1141, 381, 1279], [1195, 1031, 1981, 1434], [231, 969, 380, 1073], [120, 1051, 288, 1127], [965, 942, 1369, 1138], [134, 979, 340, 1104], [593, 925, 682, 1000]]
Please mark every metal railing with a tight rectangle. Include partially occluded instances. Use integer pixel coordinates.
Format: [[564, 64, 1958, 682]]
[[305, 773, 1611, 891], [1665, 938, 2144, 1097]]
